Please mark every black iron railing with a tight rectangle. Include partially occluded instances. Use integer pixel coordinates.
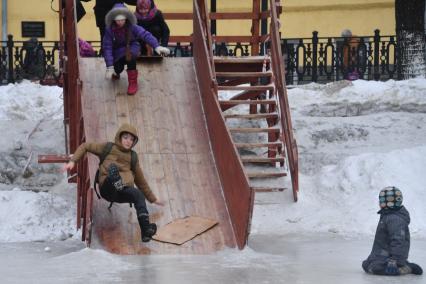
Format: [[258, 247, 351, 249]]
[[1, 30, 398, 85], [282, 29, 398, 85], [0, 35, 60, 84]]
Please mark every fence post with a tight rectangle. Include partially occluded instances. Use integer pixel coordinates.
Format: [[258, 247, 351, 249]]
[[373, 29, 380, 81], [312, 31, 318, 82], [7, 34, 14, 83]]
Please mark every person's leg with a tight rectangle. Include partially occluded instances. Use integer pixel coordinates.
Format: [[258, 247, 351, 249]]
[[99, 164, 124, 201], [114, 186, 157, 242], [113, 57, 127, 76], [126, 58, 138, 95]]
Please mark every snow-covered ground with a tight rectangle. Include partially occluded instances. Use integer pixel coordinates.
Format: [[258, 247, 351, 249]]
[[0, 79, 425, 283]]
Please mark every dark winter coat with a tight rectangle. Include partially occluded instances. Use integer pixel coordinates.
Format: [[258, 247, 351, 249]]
[[364, 206, 411, 267], [136, 10, 170, 47], [94, 0, 137, 28], [102, 23, 159, 67], [70, 124, 157, 203]]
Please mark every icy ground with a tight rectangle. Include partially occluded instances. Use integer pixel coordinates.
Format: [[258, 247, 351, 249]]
[[0, 79, 425, 283]]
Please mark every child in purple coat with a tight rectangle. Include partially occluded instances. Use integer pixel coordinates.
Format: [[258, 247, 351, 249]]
[[103, 3, 170, 95]]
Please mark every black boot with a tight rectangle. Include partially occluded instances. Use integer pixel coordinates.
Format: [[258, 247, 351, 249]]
[[408, 262, 423, 275], [138, 215, 157, 242]]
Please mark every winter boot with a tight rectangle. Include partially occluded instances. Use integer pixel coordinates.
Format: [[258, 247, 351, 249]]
[[408, 262, 423, 275], [138, 214, 157, 242], [107, 163, 124, 191], [126, 69, 138, 96]]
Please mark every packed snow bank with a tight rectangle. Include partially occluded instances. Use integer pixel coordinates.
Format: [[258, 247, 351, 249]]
[[251, 78, 426, 239], [252, 146, 426, 238], [0, 80, 63, 121], [0, 188, 77, 242]]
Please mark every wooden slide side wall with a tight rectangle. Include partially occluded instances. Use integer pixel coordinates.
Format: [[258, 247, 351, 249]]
[[193, 0, 255, 249]]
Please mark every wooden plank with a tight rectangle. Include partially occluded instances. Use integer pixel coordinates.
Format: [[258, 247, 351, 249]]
[[38, 154, 69, 163], [218, 84, 274, 91], [235, 142, 282, 148], [162, 12, 271, 20], [224, 113, 278, 119], [251, 187, 287, 192], [241, 156, 285, 163], [214, 56, 270, 64], [229, 127, 280, 133], [247, 172, 287, 178], [219, 99, 276, 105], [153, 216, 218, 245], [216, 71, 272, 77]]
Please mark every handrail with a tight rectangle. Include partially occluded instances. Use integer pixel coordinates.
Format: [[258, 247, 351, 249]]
[[61, 0, 93, 243], [193, 0, 254, 249], [269, 0, 299, 201]]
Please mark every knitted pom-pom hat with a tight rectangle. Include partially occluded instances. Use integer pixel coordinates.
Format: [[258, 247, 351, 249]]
[[379, 186, 403, 209]]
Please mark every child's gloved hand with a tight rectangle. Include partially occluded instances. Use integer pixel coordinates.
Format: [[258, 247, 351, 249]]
[[105, 66, 115, 79], [385, 259, 399, 275], [154, 46, 170, 56]]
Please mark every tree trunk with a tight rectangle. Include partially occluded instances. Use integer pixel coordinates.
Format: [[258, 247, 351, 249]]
[[395, 0, 426, 79]]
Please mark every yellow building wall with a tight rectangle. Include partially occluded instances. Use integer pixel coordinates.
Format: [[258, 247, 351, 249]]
[[1, 0, 395, 42]]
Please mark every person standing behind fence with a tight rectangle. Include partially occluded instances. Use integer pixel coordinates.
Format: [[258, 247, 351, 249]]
[[134, 0, 170, 56], [341, 29, 360, 80]]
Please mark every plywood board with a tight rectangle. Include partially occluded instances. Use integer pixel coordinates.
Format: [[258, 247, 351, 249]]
[[153, 216, 218, 245]]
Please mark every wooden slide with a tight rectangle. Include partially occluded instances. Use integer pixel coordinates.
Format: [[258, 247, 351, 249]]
[[79, 57, 237, 254]]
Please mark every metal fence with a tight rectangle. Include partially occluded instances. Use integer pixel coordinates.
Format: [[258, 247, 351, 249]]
[[0, 30, 398, 85], [282, 30, 398, 85], [0, 35, 60, 84]]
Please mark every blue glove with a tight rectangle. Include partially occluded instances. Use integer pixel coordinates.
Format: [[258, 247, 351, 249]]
[[385, 259, 399, 275]]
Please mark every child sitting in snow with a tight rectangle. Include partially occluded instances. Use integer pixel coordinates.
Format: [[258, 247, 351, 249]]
[[103, 3, 170, 95], [134, 0, 170, 55], [63, 123, 164, 243], [362, 186, 423, 276]]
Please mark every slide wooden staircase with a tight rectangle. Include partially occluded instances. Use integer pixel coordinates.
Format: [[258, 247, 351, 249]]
[[215, 56, 288, 191]]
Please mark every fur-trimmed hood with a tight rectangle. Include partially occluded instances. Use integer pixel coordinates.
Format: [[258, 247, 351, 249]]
[[105, 3, 137, 27], [114, 123, 139, 149]]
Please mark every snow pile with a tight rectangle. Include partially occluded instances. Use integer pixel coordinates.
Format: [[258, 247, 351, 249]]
[[0, 188, 76, 242], [0, 81, 71, 243], [0, 80, 63, 121], [251, 78, 426, 238]]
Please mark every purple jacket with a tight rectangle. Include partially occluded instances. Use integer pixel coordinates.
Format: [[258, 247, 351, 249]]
[[103, 24, 159, 66]]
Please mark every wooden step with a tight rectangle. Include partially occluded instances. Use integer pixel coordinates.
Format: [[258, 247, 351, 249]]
[[216, 71, 273, 78], [251, 186, 287, 192], [247, 172, 287, 178], [224, 113, 279, 120], [219, 99, 276, 106], [230, 127, 280, 133], [214, 56, 270, 64], [235, 142, 282, 148], [241, 156, 285, 163], [218, 84, 274, 91]]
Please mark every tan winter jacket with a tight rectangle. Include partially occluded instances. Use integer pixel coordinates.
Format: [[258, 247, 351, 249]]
[[70, 123, 157, 203]]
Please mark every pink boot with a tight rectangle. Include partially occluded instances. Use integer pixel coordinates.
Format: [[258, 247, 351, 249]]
[[127, 69, 138, 95]]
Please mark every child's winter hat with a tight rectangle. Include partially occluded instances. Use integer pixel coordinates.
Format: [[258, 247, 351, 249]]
[[379, 186, 403, 209], [105, 3, 137, 26], [135, 0, 157, 21], [137, 0, 152, 10]]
